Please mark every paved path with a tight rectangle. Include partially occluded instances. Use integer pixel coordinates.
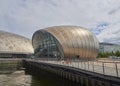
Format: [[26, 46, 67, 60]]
[[33, 59, 120, 78]]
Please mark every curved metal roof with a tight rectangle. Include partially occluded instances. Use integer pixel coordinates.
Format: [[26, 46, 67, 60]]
[[0, 30, 34, 54], [32, 26, 99, 59]]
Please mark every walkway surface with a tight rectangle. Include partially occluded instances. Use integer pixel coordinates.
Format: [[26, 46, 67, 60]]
[[31, 58, 120, 78]]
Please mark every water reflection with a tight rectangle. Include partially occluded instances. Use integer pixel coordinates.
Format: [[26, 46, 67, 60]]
[[0, 70, 80, 86], [0, 70, 31, 86], [30, 74, 80, 86], [27, 70, 80, 86]]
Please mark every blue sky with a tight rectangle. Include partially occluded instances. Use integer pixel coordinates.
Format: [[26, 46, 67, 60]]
[[0, 0, 120, 44]]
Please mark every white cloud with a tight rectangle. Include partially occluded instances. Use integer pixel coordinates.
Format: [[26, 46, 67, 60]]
[[97, 22, 120, 44], [0, 0, 120, 44]]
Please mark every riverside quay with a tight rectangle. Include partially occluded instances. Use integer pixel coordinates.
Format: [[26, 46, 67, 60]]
[[0, 26, 120, 86]]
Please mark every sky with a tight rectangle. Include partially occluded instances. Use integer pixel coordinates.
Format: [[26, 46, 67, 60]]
[[0, 0, 120, 44]]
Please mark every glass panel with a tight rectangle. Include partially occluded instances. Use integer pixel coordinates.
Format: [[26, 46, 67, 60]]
[[34, 31, 62, 59]]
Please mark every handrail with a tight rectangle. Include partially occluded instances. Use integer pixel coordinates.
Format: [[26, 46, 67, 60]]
[[27, 58, 120, 78]]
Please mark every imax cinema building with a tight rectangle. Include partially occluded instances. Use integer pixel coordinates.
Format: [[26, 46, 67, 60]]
[[32, 26, 99, 60]]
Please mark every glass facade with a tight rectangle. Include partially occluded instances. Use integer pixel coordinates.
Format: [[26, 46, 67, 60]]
[[34, 31, 62, 58], [99, 43, 120, 53]]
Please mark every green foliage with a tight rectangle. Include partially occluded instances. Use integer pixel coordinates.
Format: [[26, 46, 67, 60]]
[[115, 50, 120, 57], [97, 51, 120, 58]]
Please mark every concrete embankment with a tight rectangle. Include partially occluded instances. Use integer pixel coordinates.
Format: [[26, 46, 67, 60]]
[[23, 60, 120, 86]]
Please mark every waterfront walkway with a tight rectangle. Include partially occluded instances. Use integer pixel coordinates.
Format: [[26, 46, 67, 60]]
[[29, 58, 120, 78]]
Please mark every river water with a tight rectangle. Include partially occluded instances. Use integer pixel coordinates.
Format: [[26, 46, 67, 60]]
[[0, 70, 80, 86], [0, 60, 80, 86]]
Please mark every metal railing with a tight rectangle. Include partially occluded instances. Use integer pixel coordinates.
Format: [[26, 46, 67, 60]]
[[29, 58, 120, 78]]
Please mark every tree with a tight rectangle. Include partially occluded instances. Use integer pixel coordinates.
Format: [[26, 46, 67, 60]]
[[115, 50, 120, 57]]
